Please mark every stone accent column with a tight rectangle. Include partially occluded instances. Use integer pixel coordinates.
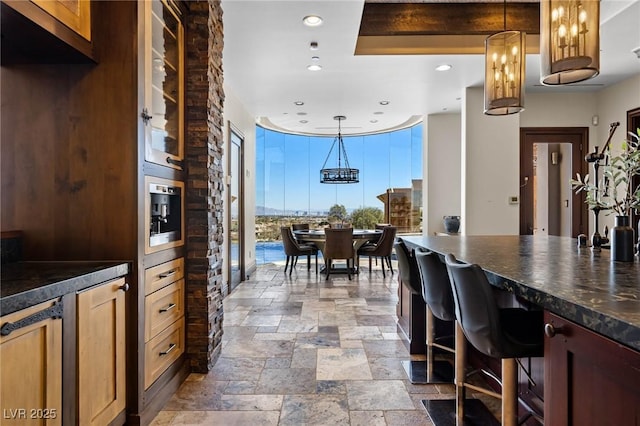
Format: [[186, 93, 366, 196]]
[[184, 0, 225, 373]]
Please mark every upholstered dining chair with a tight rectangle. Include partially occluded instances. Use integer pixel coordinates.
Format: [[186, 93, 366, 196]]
[[323, 227, 355, 280], [357, 226, 397, 277], [280, 226, 318, 276]]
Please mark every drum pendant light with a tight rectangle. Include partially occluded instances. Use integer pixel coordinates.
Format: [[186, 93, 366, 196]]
[[484, 1, 526, 115], [320, 116, 359, 184], [540, 0, 600, 85]]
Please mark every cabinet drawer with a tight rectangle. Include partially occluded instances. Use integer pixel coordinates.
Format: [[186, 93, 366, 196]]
[[144, 317, 184, 389], [145, 257, 184, 295], [144, 279, 184, 342]]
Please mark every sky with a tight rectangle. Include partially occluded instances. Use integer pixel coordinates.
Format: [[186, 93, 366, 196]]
[[256, 123, 423, 214]]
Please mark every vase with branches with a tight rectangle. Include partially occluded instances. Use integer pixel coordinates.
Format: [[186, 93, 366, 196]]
[[572, 129, 640, 260]]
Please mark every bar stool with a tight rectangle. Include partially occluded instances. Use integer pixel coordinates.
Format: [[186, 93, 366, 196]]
[[444, 253, 543, 426], [403, 249, 455, 384]]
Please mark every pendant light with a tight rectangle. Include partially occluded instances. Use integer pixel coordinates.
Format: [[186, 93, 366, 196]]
[[484, 0, 526, 115], [540, 0, 599, 85], [320, 116, 359, 184]]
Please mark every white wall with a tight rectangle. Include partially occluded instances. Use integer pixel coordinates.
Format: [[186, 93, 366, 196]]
[[222, 85, 257, 281], [425, 113, 461, 235], [520, 75, 640, 234], [462, 87, 521, 235]]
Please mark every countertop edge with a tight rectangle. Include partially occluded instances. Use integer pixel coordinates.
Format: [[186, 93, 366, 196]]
[[401, 236, 640, 352], [1, 262, 130, 316]]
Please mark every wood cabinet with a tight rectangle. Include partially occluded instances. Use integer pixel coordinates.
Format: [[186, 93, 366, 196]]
[[1, 0, 93, 61], [0, 299, 63, 426], [30, 0, 91, 41], [396, 280, 426, 354], [544, 311, 640, 425], [77, 278, 127, 426], [143, 258, 186, 389], [141, 0, 184, 170]]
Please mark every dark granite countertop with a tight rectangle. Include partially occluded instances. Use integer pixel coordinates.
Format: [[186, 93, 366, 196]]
[[1, 261, 130, 315], [401, 235, 640, 352]]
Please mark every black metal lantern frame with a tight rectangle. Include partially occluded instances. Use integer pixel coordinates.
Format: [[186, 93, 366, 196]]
[[320, 116, 360, 184]]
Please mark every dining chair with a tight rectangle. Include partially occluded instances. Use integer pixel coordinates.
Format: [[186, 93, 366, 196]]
[[291, 223, 310, 231], [323, 227, 355, 280], [280, 226, 318, 276], [357, 226, 396, 277]]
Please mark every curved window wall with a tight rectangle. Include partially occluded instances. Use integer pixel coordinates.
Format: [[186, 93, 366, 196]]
[[255, 123, 423, 264]]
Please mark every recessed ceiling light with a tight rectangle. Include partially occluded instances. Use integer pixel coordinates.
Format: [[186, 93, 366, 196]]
[[373, 111, 384, 115], [435, 64, 452, 71], [297, 112, 307, 116], [310, 41, 319, 50], [294, 101, 304, 106], [307, 64, 322, 71], [303, 15, 323, 27], [370, 119, 378, 123], [379, 100, 389, 106], [300, 120, 308, 124], [311, 56, 320, 62]]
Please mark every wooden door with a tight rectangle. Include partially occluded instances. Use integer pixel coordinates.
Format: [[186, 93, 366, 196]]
[[0, 300, 62, 425], [77, 278, 127, 426], [520, 128, 588, 237], [544, 311, 640, 425]]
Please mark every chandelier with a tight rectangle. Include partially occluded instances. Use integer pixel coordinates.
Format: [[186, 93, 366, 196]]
[[483, 0, 526, 115], [540, 0, 599, 85], [320, 116, 359, 184]]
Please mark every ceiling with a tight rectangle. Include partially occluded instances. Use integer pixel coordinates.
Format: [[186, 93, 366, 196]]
[[221, 0, 640, 136]]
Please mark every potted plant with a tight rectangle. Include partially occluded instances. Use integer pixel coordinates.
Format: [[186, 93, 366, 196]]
[[572, 129, 640, 260]]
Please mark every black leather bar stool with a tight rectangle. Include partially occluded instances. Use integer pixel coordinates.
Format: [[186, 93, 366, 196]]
[[405, 249, 455, 385], [444, 253, 543, 426]]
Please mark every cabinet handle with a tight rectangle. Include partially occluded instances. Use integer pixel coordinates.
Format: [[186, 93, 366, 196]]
[[159, 303, 176, 313], [141, 108, 152, 124], [0, 298, 64, 336], [165, 157, 184, 168], [158, 269, 176, 279], [544, 323, 564, 338], [159, 343, 176, 356], [119, 283, 130, 292]]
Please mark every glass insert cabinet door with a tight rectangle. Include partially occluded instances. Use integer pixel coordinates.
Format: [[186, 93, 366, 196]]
[[142, 0, 184, 170]]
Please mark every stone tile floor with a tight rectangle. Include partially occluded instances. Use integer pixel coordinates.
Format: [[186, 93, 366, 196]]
[[150, 260, 494, 425]]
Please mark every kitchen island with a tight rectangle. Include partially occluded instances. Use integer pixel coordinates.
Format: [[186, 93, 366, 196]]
[[401, 235, 640, 425]]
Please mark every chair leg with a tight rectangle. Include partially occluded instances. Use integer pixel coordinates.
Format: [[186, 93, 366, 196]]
[[387, 256, 394, 274], [347, 258, 352, 280], [325, 259, 331, 280], [381, 257, 386, 278], [315, 252, 318, 274], [426, 306, 435, 379], [368, 256, 372, 272], [502, 358, 518, 426], [307, 254, 311, 270], [454, 321, 466, 426], [284, 256, 290, 273], [290, 256, 296, 276]]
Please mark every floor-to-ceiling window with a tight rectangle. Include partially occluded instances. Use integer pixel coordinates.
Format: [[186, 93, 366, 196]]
[[255, 123, 423, 264]]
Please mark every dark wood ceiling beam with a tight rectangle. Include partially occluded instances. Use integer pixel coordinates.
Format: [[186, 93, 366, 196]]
[[359, 2, 540, 36], [356, 2, 540, 55]]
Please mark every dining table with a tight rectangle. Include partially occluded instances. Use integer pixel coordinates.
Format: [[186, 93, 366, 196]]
[[293, 228, 383, 273]]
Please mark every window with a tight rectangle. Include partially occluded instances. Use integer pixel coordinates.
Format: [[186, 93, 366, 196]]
[[255, 123, 423, 264]]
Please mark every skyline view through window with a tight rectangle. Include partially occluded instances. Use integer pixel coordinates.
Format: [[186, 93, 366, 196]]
[[256, 123, 423, 215]]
